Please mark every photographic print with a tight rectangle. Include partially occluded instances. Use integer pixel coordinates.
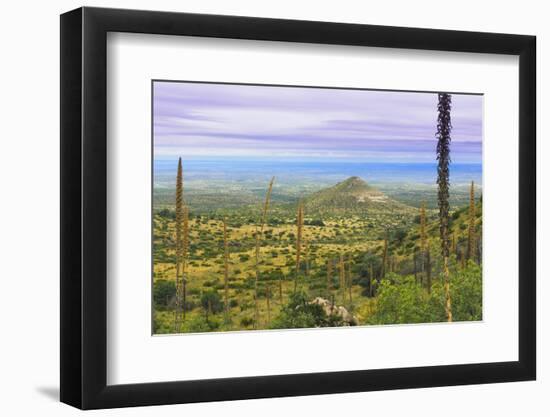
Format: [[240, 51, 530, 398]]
[[152, 81, 483, 335]]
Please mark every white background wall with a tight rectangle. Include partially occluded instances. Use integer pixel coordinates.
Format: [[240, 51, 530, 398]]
[[0, 0, 545, 415]]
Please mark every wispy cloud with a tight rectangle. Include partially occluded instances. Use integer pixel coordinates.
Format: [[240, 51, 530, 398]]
[[153, 82, 483, 163]]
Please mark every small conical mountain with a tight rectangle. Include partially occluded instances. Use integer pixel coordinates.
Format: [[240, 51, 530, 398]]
[[304, 176, 406, 214]]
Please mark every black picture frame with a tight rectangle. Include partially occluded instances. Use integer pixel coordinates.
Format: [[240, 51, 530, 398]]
[[60, 6, 536, 410]]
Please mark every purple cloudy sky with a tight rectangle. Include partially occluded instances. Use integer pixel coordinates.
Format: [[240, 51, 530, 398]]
[[153, 81, 482, 163]]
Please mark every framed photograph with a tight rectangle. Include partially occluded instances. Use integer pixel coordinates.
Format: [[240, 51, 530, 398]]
[[60, 7, 536, 409]]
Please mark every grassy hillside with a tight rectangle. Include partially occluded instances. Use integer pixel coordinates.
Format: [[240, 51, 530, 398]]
[[398, 199, 483, 259]]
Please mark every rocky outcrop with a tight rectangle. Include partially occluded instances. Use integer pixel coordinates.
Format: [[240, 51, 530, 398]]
[[309, 297, 358, 326]]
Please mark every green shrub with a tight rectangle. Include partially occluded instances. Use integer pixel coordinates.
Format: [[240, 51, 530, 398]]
[[367, 264, 482, 325], [183, 315, 220, 333], [240, 317, 255, 327], [157, 208, 175, 219], [200, 290, 224, 314], [153, 280, 176, 310], [432, 262, 482, 322], [367, 274, 435, 324], [270, 291, 343, 329], [240, 301, 253, 312]]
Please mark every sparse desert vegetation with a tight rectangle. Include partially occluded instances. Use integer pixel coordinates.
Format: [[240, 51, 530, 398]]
[[153, 172, 482, 334]]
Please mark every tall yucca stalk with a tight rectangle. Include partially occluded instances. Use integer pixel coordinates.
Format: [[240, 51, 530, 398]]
[[420, 203, 431, 292], [381, 233, 388, 279], [339, 253, 346, 304], [294, 202, 304, 292], [467, 181, 476, 260], [326, 259, 333, 296], [279, 277, 283, 303], [304, 239, 310, 277], [478, 192, 483, 258], [476, 227, 483, 265], [420, 202, 427, 250], [182, 206, 189, 320], [413, 249, 419, 284], [260, 177, 275, 229], [425, 247, 432, 293], [369, 263, 374, 297], [436, 92, 453, 322], [419, 202, 427, 279], [174, 157, 184, 331], [347, 253, 353, 304], [451, 232, 456, 255], [266, 284, 271, 323], [223, 217, 230, 321], [254, 177, 275, 328]]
